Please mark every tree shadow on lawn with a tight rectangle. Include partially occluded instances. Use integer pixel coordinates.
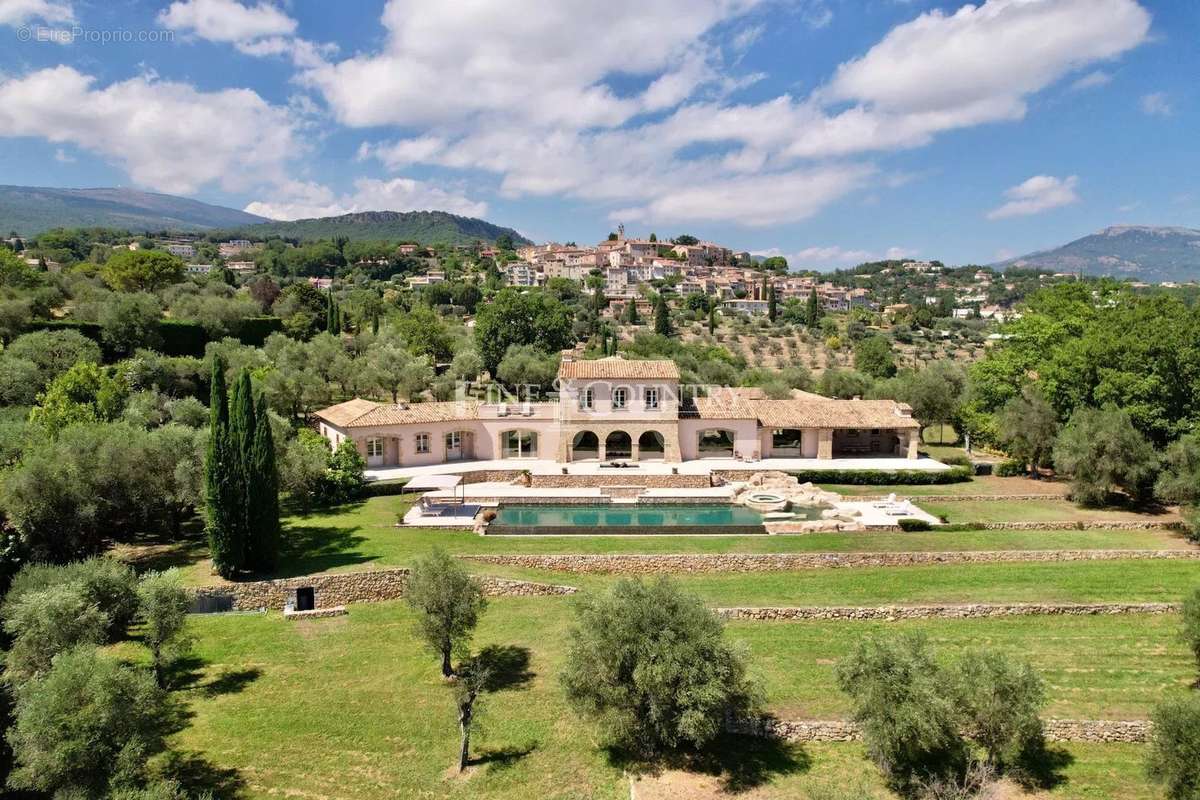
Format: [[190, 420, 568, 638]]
[[158, 749, 247, 799], [165, 652, 263, 698], [469, 742, 539, 772], [271, 521, 373, 578], [474, 644, 535, 692], [1009, 735, 1075, 793], [611, 733, 811, 794], [116, 516, 209, 573]]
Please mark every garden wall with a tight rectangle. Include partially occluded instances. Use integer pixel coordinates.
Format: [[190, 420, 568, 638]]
[[715, 602, 1179, 621], [729, 717, 1151, 743], [191, 568, 576, 611], [461, 549, 1200, 574]]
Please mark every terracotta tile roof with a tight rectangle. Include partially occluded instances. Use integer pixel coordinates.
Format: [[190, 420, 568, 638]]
[[685, 395, 758, 419], [313, 397, 381, 427], [557, 356, 680, 381], [751, 399, 920, 430], [316, 399, 479, 428]]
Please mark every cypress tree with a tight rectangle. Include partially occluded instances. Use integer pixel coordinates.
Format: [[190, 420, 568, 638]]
[[805, 287, 822, 328], [229, 369, 256, 558], [205, 357, 241, 577], [654, 294, 672, 337], [246, 393, 280, 572], [767, 285, 778, 323], [708, 304, 717, 335]]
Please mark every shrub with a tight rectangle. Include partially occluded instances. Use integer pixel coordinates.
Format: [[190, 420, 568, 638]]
[[560, 576, 759, 756], [789, 467, 972, 485], [898, 518, 933, 532], [938, 455, 972, 468], [360, 479, 410, 498], [1146, 693, 1200, 800], [994, 459, 1026, 478]]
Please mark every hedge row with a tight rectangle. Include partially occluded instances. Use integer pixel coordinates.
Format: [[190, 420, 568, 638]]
[[790, 466, 973, 485], [360, 479, 411, 498]]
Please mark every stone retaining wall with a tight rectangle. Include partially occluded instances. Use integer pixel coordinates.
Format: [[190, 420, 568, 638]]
[[729, 718, 1151, 744], [192, 568, 576, 611], [715, 602, 1179, 621], [461, 549, 1200, 574]]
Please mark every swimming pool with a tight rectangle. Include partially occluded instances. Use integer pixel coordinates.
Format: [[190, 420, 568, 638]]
[[486, 503, 818, 535]]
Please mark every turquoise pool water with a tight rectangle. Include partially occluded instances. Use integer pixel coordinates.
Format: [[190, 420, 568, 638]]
[[494, 503, 767, 529]]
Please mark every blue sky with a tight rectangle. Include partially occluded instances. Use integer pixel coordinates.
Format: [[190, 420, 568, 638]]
[[0, 0, 1196, 268]]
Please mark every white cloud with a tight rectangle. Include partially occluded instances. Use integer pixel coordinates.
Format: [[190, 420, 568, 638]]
[[611, 164, 875, 227], [244, 177, 487, 220], [302, 0, 764, 129], [347, 0, 1150, 228], [1140, 91, 1172, 116], [0, 0, 74, 26], [1070, 70, 1112, 91], [158, 0, 295, 42], [158, 0, 333, 67], [0, 66, 302, 195], [987, 174, 1080, 220], [53, 147, 74, 163]]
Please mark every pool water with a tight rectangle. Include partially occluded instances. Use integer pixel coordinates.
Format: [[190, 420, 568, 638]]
[[496, 503, 767, 528]]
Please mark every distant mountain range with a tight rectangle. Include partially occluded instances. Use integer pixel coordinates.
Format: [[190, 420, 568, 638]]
[[0, 185, 531, 247], [995, 225, 1200, 283], [221, 210, 533, 246], [0, 185, 269, 234]]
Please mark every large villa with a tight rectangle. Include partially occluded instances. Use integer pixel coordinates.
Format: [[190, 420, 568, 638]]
[[314, 352, 924, 475]]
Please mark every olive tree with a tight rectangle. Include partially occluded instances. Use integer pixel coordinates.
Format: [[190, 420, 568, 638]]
[[2, 583, 108, 682], [996, 385, 1059, 477], [1053, 406, 1159, 506], [7, 647, 171, 797], [137, 569, 193, 688], [835, 633, 966, 791], [1182, 587, 1200, 675], [405, 548, 487, 678], [1146, 693, 1200, 800], [946, 649, 1045, 767], [559, 577, 758, 756]]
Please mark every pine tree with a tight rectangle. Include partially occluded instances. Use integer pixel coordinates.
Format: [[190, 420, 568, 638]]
[[654, 294, 672, 337], [204, 357, 242, 577], [246, 393, 280, 572]]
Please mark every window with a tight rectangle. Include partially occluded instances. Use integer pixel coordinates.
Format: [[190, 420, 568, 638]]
[[366, 438, 384, 458], [415, 433, 430, 453], [644, 387, 659, 410], [580, 388, 594, 410], [445, 431, 461, 450], [613, 387, 628, 409], [501, 430, 538, 459]]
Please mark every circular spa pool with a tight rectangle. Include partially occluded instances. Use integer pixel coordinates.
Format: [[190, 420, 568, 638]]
[[743, 492, 789, 512]]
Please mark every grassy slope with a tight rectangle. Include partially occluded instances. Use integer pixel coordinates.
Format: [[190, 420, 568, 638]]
[[173, 600, 1180, 800]]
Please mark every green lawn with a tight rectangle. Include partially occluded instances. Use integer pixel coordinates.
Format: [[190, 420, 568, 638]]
[[922, 497, 1179, 525], [463, 559, 1200, 607], [169, 599, 1178, 799]]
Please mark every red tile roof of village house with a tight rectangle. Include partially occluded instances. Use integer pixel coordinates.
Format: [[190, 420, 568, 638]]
[[315, 399, 480, 428], [557, 356, 681, 381]]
